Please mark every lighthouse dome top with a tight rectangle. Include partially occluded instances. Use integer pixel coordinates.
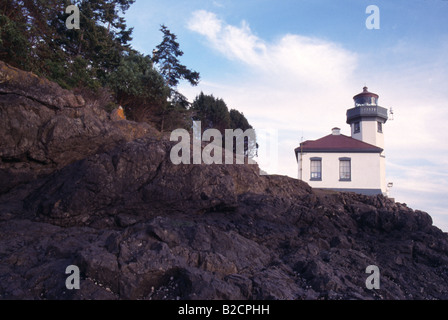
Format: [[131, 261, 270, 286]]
[[353, 87, 379, 107]]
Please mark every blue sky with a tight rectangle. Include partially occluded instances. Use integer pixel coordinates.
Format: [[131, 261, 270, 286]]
[[125, 0, 448, 232]]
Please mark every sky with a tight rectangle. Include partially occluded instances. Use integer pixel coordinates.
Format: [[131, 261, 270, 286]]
[[125, 0, 448, 232]]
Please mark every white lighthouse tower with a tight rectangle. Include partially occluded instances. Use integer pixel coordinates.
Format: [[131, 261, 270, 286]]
[[346, 87, 388, 193]]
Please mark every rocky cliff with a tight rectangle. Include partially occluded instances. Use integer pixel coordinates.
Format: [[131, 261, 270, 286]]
[[0, 61, 447, 300]]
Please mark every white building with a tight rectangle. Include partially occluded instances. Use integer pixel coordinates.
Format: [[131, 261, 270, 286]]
[[295, 87, 388, 196]]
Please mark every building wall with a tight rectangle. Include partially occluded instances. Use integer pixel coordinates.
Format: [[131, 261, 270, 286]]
[[380, 154, 387, 194], [298, 152, 384, 194], [349, 118, 387, 193], [351, 120, 385, 150]]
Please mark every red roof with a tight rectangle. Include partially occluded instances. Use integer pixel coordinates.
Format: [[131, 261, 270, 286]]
[[354, 86, 379, 100], [295, 134, 383, 154]]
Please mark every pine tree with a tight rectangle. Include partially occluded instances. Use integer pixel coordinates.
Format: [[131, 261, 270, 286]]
[[230, 109, 252, 131], [61, 0, 136, 87], [191, 93, 258, 159], [0, 0, 135, 89], [191, 92, 230, 133], [152, 25, 200, 101], [151, 25, 200, 131], [0, 10, 30, 69], [230, 109, 258, 158]]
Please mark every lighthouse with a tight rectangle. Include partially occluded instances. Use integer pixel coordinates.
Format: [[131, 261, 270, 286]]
[[295, 87, 389, 196], [347, 87, 388, 194], [347, 87, 388, 150]]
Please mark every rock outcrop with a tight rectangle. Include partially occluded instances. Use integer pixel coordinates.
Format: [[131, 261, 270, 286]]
[[0, 60, 157, 194], [0, 61, 447, 300]]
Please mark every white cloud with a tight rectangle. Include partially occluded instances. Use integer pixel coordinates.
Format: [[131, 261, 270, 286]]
[[186, 10, 359, 133], [185, 10, 448, 231], [212, 1, 224, 8], [189, 10, 223, 41], [188, 10, 357, 83], [189, 10, 269, 68]]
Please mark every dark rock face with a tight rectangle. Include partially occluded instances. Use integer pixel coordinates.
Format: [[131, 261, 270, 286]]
[[1, 61, 448, 300], [0, 61, 156, 194]]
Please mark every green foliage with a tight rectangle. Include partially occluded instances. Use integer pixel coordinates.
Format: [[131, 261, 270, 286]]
[[0, 14, 30, 70], [108, 50, 169, 103], [107, 50, 171, 126], [230, 109, 252, 131], [0, 0, 135, 89], [229, 109, 257, 159], [56, 0, 136, 88], [191, 92, 256, 133], [191, 92, 231, 132], [152, 25, 200, 105], [191, 93, 257, 159]]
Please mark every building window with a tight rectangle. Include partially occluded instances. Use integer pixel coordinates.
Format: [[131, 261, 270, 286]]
[[354, 122, 360, 134], [377, 121, 383, 133], [339, 158, 351, 181], [310, 158, 322, 181]]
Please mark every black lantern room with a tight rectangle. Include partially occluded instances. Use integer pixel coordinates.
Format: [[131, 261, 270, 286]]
[[347, 87, 388, 125]]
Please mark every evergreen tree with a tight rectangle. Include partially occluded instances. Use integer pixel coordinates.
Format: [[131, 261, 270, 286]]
[[229, 109, 258, 159], [0, 12, 29, 69], [191, 92, 231, 133], [65, 0, 135, 82], [108, 51, 168, 104], [152, 25, 200, 104], [0, 0, 135, 89], [191, 93, 258, 159], [1, 0, 64, 72], [230, 109, 252, 131]]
